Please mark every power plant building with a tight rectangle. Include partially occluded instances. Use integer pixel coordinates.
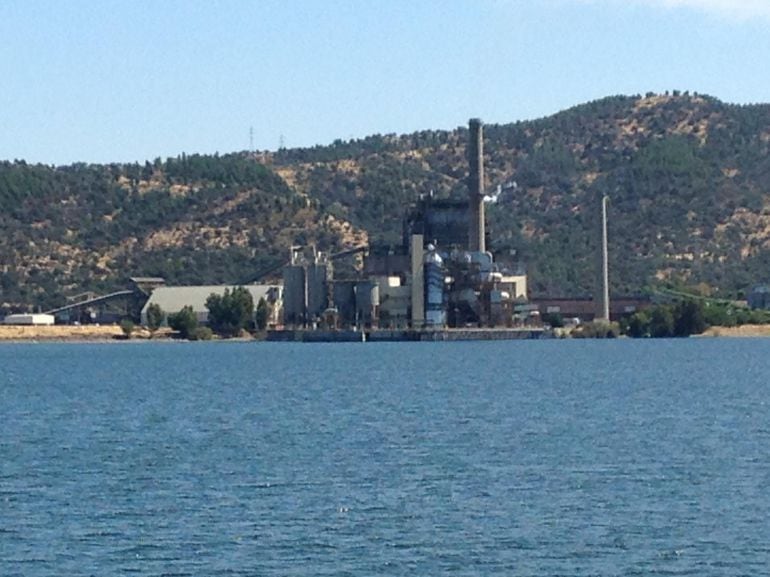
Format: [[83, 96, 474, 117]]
[[280, 118, 530, 332]]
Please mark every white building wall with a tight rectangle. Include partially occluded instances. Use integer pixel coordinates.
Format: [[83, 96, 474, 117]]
[[3, 314, 56, 326]]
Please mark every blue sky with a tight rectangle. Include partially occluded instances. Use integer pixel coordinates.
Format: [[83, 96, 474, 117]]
[[1, 0, 769, 165]]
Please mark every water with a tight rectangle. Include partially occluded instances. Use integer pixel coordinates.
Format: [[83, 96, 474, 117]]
[[2, 339, 770, 575]]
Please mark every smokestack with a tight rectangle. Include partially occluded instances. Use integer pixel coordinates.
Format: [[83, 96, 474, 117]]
[[598, 195, 610, 322], [468, 118, 485, 253]]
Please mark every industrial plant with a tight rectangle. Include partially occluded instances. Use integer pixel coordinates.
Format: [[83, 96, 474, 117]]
[[273, 119, 536, 341], [0, 119, 579, 339]]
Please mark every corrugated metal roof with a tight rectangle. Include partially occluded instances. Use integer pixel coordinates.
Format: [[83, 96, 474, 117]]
[[141, 285, 280, 320]]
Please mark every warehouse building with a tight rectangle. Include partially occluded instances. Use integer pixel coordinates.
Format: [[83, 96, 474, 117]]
[[140, 285, 282, 326], [3, 313, 56, 326]]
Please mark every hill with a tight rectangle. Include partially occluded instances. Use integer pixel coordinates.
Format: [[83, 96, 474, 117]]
[[2, 92, 770, 312], [270, 92, 770, 298], [0, 155, 365, 311]]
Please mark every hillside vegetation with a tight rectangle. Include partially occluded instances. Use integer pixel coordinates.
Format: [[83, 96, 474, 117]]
[[0, 155, 365, 310], [2, 92, 770, 312]]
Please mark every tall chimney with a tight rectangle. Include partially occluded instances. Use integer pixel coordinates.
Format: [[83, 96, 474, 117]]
[[468, 118, 485, 253], [598, 195, 610, 322]]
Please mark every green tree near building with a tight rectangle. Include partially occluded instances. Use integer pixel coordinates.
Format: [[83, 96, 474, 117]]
[[625, 310, 651, 338], [673, 299, 707, 337], [145, 303, 164, 335], [206, 287, 254, 337], [168, 305, 198, 339], [255, 297, 270, 331], [623, 299, 707, 338], [120, 319, 135, 339], [649, 306, 675, 338]]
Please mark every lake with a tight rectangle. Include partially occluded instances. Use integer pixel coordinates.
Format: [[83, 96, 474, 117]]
[[2, 339, 770, 575]]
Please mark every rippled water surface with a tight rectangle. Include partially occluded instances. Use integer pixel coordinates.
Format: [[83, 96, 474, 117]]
[[3, 339, 770, 575]]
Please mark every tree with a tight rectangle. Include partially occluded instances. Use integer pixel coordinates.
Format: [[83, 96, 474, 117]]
[[190, 326, 213, 341], [168, 305, 198, 339], [625, 310, 650, 338], [649, 306, 675, 338], [146, 303, 164, 333], [205, 287, 254, 337], [255, 297, 270, 331], [674, 299, 707, 337], [120, 319, 135, 339]]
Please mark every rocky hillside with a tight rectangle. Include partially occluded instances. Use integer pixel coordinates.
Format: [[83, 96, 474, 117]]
[[2, 92, 769, 312], [269, 92, 770, 297]]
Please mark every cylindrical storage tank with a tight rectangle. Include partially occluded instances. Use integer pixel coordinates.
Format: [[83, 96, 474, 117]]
[[332, 281, 356, 328], [355, 280, 379, 328], [282, 265, 306, 326], [306, 264, 330, 322], [424, 250, 446, 327]]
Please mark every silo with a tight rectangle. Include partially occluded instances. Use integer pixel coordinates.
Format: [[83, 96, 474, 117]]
[[332, 281, 357, 328], [306, 263, 331, 323], [355, 280, 380, 328], [282, 265, 306, 326]]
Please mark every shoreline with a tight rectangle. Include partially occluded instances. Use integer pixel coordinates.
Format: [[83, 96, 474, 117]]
[[699, 324, 770, 338], [0, 325, 176, 343], [0, 325, 125, 342], [3, 323, 770, 342], [0, 325, 263, 343]]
